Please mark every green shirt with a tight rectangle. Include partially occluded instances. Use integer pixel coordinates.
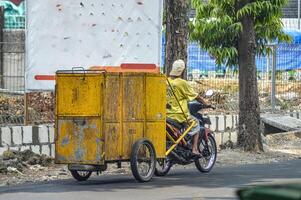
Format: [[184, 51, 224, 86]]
[[167, 78, 198, 123]]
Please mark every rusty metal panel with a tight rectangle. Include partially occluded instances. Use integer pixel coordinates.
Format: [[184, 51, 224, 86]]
[[55, 118, 104, 164], [56, 74, 103, 116], [104, 123, 121, 161], [123, 76, 145, 121]]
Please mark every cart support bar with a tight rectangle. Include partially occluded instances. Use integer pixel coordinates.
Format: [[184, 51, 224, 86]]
[[166, 132, 177, 144], [165, 121, 196, 156]]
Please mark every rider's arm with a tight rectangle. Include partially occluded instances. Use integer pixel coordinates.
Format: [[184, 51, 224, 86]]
[[195, 94, 210, 107], [181, 80, 211, 107]]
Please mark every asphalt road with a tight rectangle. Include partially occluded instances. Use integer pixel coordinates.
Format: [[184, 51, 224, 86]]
[[0, 159, 301, 200]]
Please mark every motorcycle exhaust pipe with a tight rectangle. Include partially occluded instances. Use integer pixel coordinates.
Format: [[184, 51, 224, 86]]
[[170, 151, 187, 165]]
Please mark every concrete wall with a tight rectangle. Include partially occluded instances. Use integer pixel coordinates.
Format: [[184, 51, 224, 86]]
[[0, 112, 300, 157], [0, 115, 239, 157], [208, 114, 238, 148], [0, 125, 54, 157]]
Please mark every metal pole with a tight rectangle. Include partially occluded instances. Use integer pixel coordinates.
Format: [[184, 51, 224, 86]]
[[266, 54, 270, 80], [271, 45, 277, 111], [24, 93, 29, 125], [298, 0, 301, 30], [0, 7, 4, 88]]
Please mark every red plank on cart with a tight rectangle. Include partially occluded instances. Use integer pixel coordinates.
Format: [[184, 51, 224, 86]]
[[35, 75, 55, 81], [121, 63, 157, 70]]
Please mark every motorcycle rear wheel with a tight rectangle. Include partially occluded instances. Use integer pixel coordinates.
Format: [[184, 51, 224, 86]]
[[154, 157, 172, 176], [195, 134, 217, 173]]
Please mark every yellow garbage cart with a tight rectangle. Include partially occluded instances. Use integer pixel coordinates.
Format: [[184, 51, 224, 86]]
[[55, 69, 166, 182]]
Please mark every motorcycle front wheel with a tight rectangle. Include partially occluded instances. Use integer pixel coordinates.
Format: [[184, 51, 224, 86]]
[[195, 134, 217, 173]]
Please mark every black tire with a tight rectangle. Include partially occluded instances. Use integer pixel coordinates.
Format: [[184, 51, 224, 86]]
[[130, 139, 156, 182], [195, 134, 217, 173], [70, 170, 92, 181], [155, 157, 172, 176]]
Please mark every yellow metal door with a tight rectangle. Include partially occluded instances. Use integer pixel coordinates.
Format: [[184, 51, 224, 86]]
[[56, 74, 103, 116], [103, 75, 122, 161], [55, 73, 104, 164], [103, 73, 167, 160], [145, 75, 166, 158]]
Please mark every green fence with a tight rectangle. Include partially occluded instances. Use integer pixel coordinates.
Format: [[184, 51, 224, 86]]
[[0, 0, 25, 29], [4, 14, 25, 29]]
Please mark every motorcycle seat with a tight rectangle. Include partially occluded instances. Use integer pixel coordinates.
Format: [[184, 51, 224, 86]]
[[166, 118, 186, 130], [202, 116, 212, 125]]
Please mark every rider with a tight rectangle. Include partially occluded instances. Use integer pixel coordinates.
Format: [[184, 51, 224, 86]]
[[167, 59, 210, 157]]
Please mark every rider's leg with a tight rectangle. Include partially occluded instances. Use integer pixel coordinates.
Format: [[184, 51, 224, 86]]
[[192, 132, 200, 155], [188, 116, 201, 155]]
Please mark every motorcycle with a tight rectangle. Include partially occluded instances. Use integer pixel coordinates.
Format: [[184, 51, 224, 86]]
[[155, 90, 217, 176]]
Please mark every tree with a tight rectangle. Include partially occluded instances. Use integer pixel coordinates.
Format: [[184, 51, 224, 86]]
[[164, 0, 189, 78], [190, 0, 290, 151]]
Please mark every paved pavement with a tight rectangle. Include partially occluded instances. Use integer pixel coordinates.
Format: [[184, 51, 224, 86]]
[[0, 159, 301, 200]]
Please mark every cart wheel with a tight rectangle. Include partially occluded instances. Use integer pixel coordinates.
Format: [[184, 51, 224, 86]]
[[70, 170, 92, 182], [130, 139, 156, 182]]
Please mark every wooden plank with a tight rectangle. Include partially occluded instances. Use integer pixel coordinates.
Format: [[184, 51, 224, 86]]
[[261, 114, 301, 132]]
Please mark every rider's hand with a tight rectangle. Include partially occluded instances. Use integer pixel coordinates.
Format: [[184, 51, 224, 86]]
[[204, 103, 214, 109], [206, 104, 212, 109], [196, 95, 214, 109], [208, 104, 216, 110]]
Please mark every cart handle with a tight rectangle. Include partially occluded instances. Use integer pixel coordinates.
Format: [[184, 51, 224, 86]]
[[72, 67, 108, 74], [56, 68, 107, 74], [72, 67, 86, 79], [72, 67, 85, 72]]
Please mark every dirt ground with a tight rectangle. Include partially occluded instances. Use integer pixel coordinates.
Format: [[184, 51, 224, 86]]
[[1, 132, 300, 187], [0, 92, 54, 124]]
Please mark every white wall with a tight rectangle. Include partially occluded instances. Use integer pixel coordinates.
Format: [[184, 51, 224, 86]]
[[26, 0, 163, 91]]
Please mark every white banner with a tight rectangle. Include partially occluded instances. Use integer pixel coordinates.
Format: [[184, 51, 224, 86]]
[[26, 0, 163, 90]]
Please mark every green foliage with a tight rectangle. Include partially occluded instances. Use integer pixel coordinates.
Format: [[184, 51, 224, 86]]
[[190, 0, 291, 66]]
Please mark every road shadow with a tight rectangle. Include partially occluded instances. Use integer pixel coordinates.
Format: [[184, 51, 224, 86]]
[[0, 159, 300, 195]]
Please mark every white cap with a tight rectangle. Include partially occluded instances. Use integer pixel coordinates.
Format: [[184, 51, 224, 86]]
[[170, 59, 185, 76]]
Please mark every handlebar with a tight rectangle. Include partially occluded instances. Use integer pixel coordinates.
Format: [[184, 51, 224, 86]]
[[188, 101, 215, 116], [204, 104, 216, 110], [167, 101, 215, 114]]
